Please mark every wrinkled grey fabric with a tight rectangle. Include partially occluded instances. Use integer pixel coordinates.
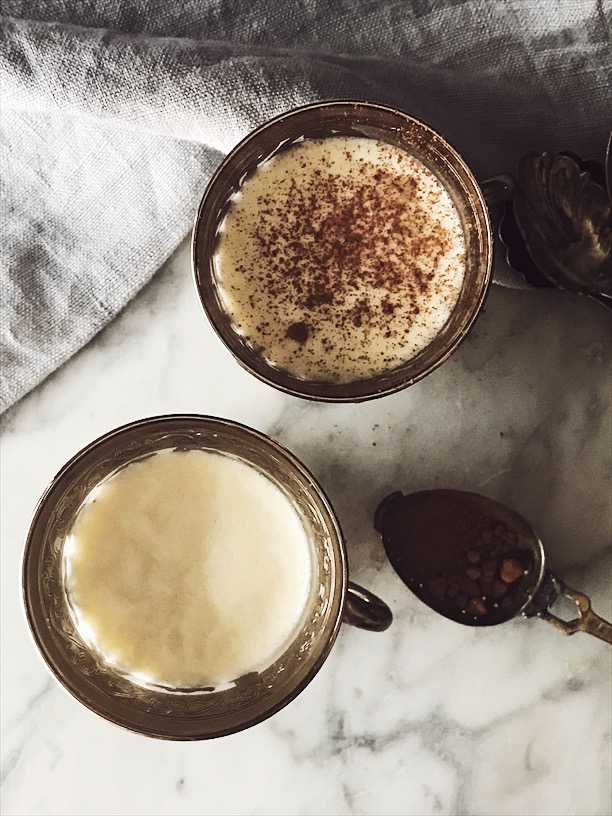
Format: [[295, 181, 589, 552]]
[[1, 1, 610, 413]]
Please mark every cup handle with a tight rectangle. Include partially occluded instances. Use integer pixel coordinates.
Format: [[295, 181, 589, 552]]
[[343, 581, 393, 632], [481, 174, 515, 207]]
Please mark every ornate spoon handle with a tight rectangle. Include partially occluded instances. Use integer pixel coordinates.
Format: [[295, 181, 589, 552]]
[[530, 570, 612, 644]]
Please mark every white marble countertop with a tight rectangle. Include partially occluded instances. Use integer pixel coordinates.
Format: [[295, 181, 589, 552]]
[[2, 240, 611, 816]]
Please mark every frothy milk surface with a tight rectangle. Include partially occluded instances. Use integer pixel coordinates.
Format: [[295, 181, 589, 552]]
[[64, 449, 313, 688], [214, 136, 466, 382]]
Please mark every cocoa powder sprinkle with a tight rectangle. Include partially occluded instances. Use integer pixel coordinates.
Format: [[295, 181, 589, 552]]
[[286, 321, 309, 343], [214, 137, 466, 382]]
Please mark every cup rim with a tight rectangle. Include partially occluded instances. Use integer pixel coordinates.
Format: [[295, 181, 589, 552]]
[[192, 100, 493, 402], [22, 414, 348, 739]]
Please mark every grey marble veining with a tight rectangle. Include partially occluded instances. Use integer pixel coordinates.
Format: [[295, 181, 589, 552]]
[[1, 240, 610, 816]]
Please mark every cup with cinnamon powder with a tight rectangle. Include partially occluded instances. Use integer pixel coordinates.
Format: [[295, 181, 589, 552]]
[[193, 101, 498, 401]]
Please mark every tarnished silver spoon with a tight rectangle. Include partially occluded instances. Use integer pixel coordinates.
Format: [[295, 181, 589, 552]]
[[375, 489, 611, 644]]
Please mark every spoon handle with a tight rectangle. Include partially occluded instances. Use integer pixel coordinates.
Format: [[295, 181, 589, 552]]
[[534, 570, 612, 644]]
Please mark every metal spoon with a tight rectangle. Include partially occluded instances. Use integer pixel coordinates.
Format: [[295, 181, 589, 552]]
[[375, 489, 611, 644]]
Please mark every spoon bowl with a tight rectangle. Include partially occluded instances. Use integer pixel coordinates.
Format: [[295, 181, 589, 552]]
[[375, 489, 611, 644]]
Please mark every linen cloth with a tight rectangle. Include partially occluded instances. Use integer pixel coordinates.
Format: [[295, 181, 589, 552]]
[[1, 1, 610, 413]]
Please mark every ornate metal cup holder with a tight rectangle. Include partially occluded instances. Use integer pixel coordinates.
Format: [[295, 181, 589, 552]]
[[498, 138, 612, 311]]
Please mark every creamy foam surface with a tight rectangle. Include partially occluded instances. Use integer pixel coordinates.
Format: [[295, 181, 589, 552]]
[[214, 136, 466, 382], [64, 449, 313, 688]]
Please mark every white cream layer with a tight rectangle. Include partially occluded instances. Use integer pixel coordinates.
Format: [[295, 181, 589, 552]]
[[64, 449, 313, 688]]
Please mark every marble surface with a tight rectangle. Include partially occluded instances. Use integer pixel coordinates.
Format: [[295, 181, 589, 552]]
[[1, 239, 611, 816]]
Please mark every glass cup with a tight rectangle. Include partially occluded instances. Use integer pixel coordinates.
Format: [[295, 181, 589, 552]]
[[23, 415, 392, 740], [193, 100, 494, 402]]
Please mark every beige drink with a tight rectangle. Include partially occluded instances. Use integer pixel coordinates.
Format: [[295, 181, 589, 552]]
[[214, 136, 466, 382], [64, 449, 313, 688]]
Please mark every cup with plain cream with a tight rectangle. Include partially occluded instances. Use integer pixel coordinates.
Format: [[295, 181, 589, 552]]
[[193, 101, 496, 401], [23, 415, 391, 739]]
